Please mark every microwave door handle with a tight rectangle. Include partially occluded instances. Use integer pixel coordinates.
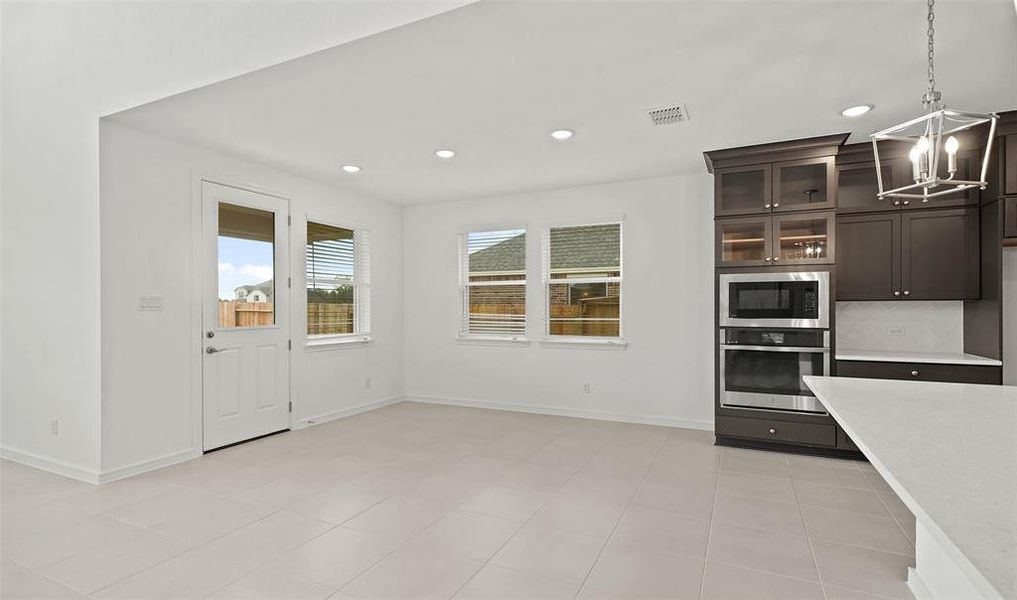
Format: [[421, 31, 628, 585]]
[[720, 345, 830, 352]]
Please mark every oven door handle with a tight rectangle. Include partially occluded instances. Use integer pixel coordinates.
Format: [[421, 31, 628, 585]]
[[720, 345, 830, 353]]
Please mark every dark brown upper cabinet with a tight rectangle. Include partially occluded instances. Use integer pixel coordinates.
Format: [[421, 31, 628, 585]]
[[1005, 197, 1017, 239], [836, 160, 895, 214], [773, 157, 836, 213], [714, 165, 772, 217], [706, 133, 848, 218], [1001, 133, 1017, 196], [836, 213, 900, 301], [836, 208, 979, 301], [835, 142, 979, 214], [716, 211, 834, 267], [901, 208, 980, 300]]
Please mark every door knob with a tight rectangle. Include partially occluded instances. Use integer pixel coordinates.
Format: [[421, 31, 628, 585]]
[[206, 347, 221, 354], [206, 330, 215, 339]]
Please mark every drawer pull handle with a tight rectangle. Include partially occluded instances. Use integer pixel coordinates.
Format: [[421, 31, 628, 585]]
[[911, 370, 920, 377], [768, 428, 777, 435], [893, 290, 901, 297]]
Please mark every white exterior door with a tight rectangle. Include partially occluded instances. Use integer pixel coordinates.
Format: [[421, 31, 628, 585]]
[[202, 181, 291, 451]]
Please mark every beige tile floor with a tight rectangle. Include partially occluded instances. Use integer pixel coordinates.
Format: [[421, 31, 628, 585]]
[[1, 402, 917, 599]]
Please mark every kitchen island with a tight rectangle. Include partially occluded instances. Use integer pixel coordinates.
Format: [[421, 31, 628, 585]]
[[803, 376, 1016, 600]]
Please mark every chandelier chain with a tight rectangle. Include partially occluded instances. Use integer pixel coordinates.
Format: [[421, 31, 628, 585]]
[[927, 0, 936, 95]]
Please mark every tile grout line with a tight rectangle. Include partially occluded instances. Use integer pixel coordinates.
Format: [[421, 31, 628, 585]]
[[787, 467, 831, 600], [696, 446, 725, 600], [569, 432, 670, 599]]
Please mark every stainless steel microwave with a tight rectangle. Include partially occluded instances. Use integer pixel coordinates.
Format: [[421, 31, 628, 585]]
[[718, 271, 829, 329]]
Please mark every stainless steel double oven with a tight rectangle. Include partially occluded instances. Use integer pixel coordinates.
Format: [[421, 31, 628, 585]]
[[718, 271, 830, 415]]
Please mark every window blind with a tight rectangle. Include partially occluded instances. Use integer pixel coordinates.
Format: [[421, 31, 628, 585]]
[[543, 223, 622, 338], [306, 221, 370, 337], [460, 228, 526, 337]]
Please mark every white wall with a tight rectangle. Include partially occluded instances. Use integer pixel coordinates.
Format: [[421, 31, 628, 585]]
[[403, 174, 716, 429], [0, 1, 469, 478], [99, 122, 404, 477]]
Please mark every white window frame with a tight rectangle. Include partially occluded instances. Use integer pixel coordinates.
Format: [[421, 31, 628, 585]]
[[458, 225, 530, 345], [541, 220, 626, 349], [305, 215, 372, 349]]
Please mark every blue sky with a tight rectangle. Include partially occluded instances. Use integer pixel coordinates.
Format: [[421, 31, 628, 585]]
[[218, 236, 273, 300]]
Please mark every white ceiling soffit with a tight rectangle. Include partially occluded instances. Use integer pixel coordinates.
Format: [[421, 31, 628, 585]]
[[109, 0, 1017, 205]]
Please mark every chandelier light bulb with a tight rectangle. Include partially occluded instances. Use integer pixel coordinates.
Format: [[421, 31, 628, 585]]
[[916, 136, 930, 154], [944, 136, 960, 173]]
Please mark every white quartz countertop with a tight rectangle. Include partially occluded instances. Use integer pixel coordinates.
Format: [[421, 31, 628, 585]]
[[835, 349, 1002, 366], [803, 376, 1016, 599]]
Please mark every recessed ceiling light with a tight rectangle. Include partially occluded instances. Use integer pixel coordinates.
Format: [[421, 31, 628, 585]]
[[550, 129, 574, 140], [434, 149, 456, 159], [840, 105, 873, 117], [341, 164, 361, 173]]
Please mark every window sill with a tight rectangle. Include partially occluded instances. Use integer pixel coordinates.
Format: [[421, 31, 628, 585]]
[[305, 335, 373, 351], [456, 335, 531, 347], [539, 337, 628, 350]]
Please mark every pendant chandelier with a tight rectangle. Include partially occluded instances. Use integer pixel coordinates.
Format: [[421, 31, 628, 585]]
[[870, 0, 997, 202]]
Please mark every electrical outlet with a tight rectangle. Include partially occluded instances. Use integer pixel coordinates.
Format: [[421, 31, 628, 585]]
[[50, 419, 59, 436], [886, 326, 906, 337], [582, 383, 591, 394], [364, 377, 371, 389]]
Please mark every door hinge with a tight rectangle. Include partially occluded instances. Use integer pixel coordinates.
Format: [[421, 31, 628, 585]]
[[288, 401, 292, 413], [288, 276, 291, 288], [287, 215, 291, 226], [288, 339, 292, 351]]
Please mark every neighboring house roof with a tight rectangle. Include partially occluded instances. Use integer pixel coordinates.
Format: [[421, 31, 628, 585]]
[[468, 224, 620, 274], [235, 279, 274, 296]]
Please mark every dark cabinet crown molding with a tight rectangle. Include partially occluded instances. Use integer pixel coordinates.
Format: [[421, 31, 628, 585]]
[[703, 132, 850, 173]]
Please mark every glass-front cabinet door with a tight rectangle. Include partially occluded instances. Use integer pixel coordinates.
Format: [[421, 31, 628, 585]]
[[715, 165, 772, 216], [716, 216, 773, 266], [773, 211, 835, 265], [836, 161, 896, 214], [772, 157, 836, 213]]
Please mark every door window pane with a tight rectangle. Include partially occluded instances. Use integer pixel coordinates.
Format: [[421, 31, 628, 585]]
[[218, 203, 275, 328], [778, 163, 828, 207], [718, 169, 767, 213]]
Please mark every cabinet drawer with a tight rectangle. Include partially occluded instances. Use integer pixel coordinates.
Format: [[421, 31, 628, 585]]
[[835, 360, 1001, 385], [715, 415, 837, 447]]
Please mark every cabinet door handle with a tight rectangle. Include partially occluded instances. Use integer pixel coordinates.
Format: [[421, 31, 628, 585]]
[[903, 290, 911, 296], [772, 202, 780, 208], [893, 290, 901, 297], [911, 370, 920, 377], [764, 256, 772, 262], [772, 256, 780, 262], [768, 428, 777, 435], [764, 203, 772, 209], [893, 200, 901, 206], [903, 200, 911, 206]]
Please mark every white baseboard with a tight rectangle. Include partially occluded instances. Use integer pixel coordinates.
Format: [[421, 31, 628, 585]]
[[405, 393, 714, 431], [97, 448, 201, 484], [295, 395, 405, 429], [0, 446, 100, 484], [907, 567, 933, 600]]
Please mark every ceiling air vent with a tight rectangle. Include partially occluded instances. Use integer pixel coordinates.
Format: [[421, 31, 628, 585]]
[[647, 104, 689, 126]]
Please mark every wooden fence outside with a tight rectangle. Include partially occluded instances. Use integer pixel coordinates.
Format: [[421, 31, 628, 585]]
[[219, 301, 354, 335], [467, 301, 618, 337]]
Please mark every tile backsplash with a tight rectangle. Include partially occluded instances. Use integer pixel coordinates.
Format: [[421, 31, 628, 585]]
[[836, 301, 964, 353]]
